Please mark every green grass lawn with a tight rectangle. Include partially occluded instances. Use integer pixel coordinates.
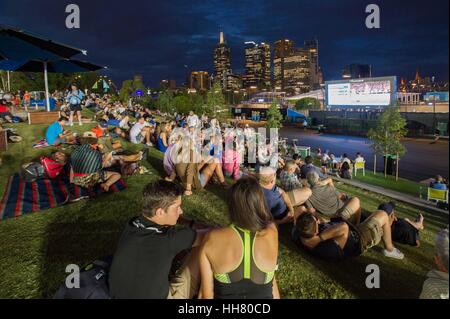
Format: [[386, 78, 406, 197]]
[[0, 122, 448, 299], [310, 157, 427, 198], [353, 171, 426, 198]]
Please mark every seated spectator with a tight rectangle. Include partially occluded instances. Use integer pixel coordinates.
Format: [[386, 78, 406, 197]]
[[355, 152, 365, 163], [305, 171, 361, 225], [329, 153, 339, 170], [157, 122, 170, 153], [70, 140, 121, 192], [321, 151, 331, 167], [259, 166, 312, 225], [170, 136, 223, 196], [280, 160, 303, 192], [0, 99, 13, 123], [300, 156, 326, 179], [199, 177, 280, 299], [430, 175, 448, 190], [109, 180, 210, 299], [292, 154, 303, 178], [316, 148, 322, 159], [340, 161, 352, 180], [45, 117, 75, 146], [341, 153, 352, 165], [129, 116, 153, 146], [222, 138, 242, 181], [419, 228, 449, 299], [292, 202, 405, 261]]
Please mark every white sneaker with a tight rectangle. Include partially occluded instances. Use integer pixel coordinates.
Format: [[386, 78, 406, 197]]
[[79, 122, 83, 126], [383, 247, 404, 260], [70, 122, 74, 127]]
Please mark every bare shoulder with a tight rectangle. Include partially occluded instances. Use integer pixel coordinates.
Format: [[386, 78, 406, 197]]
[[204, 227, 235, 242]]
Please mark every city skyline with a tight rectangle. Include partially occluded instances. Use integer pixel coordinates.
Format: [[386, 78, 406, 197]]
[[0, 0, 448, 87]]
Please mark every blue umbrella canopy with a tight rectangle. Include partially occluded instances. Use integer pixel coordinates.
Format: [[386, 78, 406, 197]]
[[0, 58, 105, 73], [0, 25, 105, 111], [0, 25, 85, 60]]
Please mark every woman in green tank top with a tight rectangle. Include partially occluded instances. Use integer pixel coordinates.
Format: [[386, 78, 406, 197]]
[[199, 177, 280, 299]]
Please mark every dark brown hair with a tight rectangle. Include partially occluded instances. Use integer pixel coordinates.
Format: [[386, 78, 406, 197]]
[[228, 176, 273, 232], [295, 212, 317, 239], [142, 180, 183, 218]]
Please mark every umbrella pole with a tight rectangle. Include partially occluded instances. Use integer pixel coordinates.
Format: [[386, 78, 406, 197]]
[[7, 71, 10, 91], [43, 62, 50, 112]]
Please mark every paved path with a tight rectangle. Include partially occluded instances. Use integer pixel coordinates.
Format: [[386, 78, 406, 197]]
[[333, 176, 448, 215]]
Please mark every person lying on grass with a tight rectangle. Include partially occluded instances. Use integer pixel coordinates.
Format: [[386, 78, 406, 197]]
[[305, 171, 361, 226], [199, 176, 280, 299], [292, 202, 405, 261], [109, 180, 211, 299], [258, 166, 312, 225]]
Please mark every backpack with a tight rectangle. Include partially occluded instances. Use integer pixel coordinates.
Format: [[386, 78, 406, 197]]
[[40, 157, 64, 179], [21, 162, 46, 182], [53, 259, 111, 299]]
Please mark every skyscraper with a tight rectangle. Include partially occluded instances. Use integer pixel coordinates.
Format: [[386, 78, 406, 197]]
[[273, 39, 295, 91], [213, 32, 232, 89], [284, 48, 310, 94], [273, 39, 310, 94], [244, 42, 271, 89], [304, 39, 321, 90]]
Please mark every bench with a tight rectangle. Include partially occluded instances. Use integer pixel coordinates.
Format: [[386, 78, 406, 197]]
[[28, 111, 60, 125], [0, 129, 7, 151]]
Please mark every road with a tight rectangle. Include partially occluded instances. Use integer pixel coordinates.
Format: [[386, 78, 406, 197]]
[[279, 127, 449, 182]]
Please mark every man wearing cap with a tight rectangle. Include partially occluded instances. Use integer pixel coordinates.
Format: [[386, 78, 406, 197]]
[[292, 202, 405, 260], [129, 116, 153, 146], [259, 166, 312, 224]]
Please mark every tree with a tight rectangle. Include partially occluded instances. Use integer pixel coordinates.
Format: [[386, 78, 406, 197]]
[[157, 90, 174, 114], [173, 94, 192, 114], [206, 82, 226, 117], [118, 78, 146, 103], [368, 107, 408, 180], [191, 92, 205, 114], [294, 97, 321, 110], [266, 99, 283, 129]]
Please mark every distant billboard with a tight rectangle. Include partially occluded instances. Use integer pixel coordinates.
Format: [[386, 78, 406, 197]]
[[325, 76, 397, 107]]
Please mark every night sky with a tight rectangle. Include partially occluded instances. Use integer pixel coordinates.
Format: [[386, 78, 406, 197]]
[[1, 0, 448, 88]]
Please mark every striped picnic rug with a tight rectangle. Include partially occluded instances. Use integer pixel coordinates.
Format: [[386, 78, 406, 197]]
[[0, 174, 126, 220]]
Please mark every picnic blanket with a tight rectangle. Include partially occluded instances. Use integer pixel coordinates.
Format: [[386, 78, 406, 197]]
[[0, 174, 126, 220]]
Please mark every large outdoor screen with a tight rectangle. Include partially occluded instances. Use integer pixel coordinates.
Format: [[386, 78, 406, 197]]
[[326, 76, 396, 107]]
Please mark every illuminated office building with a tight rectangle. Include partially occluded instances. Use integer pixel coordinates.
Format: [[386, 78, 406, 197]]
[[244, 41, 271, 89]]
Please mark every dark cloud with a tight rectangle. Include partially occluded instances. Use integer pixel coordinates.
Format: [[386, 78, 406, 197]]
[[1, 0, 448, 87]]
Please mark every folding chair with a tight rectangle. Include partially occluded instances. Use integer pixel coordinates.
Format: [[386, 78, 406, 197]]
[[354, 161, 365, 176], [427, 188, 449, 204]]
